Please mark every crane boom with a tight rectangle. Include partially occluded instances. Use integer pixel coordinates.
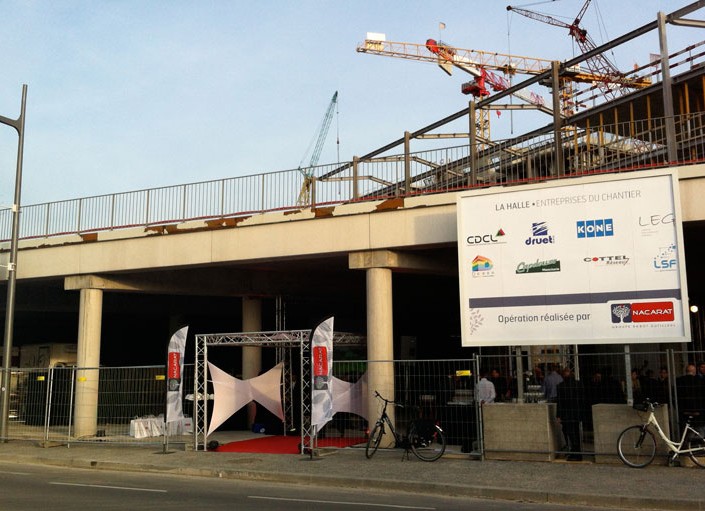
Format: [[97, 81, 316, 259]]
[[507, 1, 649, 101], [296, 91, 338, 206], [301, 91, 338, 171], [358, 38, 553, 76]]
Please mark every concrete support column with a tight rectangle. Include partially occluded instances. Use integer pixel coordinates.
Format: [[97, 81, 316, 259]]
[[242, 297, 262, 427], [366, 267, 395, 446], [73, 287, 103, 438]]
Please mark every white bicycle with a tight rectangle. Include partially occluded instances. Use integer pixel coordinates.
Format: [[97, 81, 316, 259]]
[[617, 400, 705, 468]]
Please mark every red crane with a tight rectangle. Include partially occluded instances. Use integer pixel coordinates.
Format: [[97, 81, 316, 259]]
[[507, 0, 648, 102]]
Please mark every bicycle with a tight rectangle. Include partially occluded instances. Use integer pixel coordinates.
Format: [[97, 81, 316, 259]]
[[616, 399, 705, 468], [365, 390, 446, 462]]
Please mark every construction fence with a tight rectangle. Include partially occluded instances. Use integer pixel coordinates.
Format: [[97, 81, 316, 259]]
[[2, 349, 704, 462]]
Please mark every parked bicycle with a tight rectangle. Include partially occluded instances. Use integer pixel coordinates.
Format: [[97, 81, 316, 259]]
[[617, 399, 705, 468], [365, 390, 446, 462]]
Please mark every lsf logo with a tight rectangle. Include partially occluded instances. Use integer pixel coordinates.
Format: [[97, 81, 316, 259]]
[[611, 301, 675, 323]]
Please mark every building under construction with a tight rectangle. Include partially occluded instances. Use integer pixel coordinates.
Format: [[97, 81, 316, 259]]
[[348, 1, 705, 199]]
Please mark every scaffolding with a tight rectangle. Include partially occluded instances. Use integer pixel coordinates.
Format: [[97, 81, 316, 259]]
[[193, 329, 365, 452]]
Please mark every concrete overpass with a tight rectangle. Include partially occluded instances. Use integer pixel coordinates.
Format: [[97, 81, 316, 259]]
[[4, 1, 705, 437]]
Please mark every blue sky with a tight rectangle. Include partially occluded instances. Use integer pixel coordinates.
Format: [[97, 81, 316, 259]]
[[0, 0, 695, 205]]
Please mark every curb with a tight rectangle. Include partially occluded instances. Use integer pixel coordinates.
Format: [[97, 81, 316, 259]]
[[1, 453, 702, 511]]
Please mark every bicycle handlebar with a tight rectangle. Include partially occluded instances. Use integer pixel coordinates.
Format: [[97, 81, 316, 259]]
[[373, 390, 404, 408]]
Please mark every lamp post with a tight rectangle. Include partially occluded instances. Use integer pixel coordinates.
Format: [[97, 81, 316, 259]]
[[0, 84, 27, 442]]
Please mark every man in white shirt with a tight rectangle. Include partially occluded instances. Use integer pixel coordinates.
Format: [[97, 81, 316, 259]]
[[476, 370, 496, 404]]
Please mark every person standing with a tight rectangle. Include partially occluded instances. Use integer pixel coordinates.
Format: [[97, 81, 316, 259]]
[[677, 363, 704, 427], [476, 370, 496, 405], [543, 364, 563, 402], [556, 367, 585, 461], [489, 368, 508, 402]]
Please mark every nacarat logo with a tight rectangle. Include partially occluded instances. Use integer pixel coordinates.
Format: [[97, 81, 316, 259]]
[[516, 258, 561, 273], [611, 301, 675, 324], [466, 228, 506, 245]]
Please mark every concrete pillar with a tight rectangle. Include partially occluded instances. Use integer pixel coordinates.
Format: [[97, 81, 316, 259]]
[[366, 267, 395, 447], [73, 287, 103, 438], [242, 297, 262, 427]]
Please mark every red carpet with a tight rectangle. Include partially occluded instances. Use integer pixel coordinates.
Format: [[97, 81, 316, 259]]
[[214, 435, 366, 454]]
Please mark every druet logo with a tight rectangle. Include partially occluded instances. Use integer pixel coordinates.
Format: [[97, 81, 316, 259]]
[[466, 228, 506, 245], [653, 244, 677, 271], [577, 218, 613, 238], [471, 255, 495, 277], [583, 255, 630, 266], [611, 301, 675, 323], [525, 221, 555, 245], [516, 259, 561, 273]]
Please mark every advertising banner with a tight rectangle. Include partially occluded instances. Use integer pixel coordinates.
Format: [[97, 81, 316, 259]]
[[166, 326, 188, 423], [310, 317, 334, 430], [457, 170, 689, 346]]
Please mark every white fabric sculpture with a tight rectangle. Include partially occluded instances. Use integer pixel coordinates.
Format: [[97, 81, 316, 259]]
[[331, 373, 369, 423], [207, 362, 284, 436]]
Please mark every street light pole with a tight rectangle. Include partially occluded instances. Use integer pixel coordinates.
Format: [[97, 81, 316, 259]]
[[0, 84, 27, 442]]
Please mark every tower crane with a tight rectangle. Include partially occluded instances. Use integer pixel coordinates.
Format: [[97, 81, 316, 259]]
[[358, 36, 553, 105], [358, 35, 557, 141], [507, 1, 651, 102], [297, 91, 338, 206]]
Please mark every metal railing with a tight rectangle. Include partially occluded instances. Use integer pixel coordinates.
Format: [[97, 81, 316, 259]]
[[0, 112, 703, 242], [4, 349, 704, 462]]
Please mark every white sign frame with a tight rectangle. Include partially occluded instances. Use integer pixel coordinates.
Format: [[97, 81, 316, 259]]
[[456, 169, 690, 347]]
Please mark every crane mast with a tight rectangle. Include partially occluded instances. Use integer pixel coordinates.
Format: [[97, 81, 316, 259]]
[[297, 91, 338, 206]]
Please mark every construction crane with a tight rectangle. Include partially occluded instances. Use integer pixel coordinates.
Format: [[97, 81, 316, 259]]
[[507, 1, 651, 102], [358, 35, 559, 141], [358, 36, 553, 103], [297, 91, 338, 206]]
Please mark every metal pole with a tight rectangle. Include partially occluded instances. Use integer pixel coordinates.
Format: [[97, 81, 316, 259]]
[[658, 11, 678, 162], [0, 84, 27, 442], [551, 62, 565, 176]]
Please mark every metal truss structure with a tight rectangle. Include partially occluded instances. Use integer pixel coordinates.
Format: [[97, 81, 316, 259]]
[[193, 329, 365, 452]]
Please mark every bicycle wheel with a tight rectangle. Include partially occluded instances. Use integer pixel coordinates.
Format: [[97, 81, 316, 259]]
[[365, 421, 384, 459], [617, 425, 656, 468], [688, 434, 705, 468], [409, 422, 446, 462]]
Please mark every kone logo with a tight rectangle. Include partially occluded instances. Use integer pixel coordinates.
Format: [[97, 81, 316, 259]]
[[577, 218, 613, 238], [525, 221, 555, 245]]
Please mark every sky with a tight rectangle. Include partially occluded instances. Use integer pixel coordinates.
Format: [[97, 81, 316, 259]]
[[0, 0, 697, 205]]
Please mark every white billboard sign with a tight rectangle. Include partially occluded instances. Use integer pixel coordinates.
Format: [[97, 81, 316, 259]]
[[457, 170, 690, 347]]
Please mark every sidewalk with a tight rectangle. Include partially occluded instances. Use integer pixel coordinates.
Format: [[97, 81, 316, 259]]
[[0, 437, 702, 510]]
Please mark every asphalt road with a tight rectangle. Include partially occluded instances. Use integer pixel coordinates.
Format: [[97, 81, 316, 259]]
[[0, 461, 633, 511]]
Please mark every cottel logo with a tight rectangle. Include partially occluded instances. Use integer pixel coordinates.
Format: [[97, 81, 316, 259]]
[[611, 301, 675, 323], [577, 218, 613, 238]]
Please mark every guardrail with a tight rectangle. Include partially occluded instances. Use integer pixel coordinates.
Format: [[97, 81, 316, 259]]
[[1, 111, 702, 242]]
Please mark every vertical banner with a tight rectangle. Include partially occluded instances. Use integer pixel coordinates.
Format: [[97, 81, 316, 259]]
[[310, 316, 334, 430], [166, 326, 188, 424]]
